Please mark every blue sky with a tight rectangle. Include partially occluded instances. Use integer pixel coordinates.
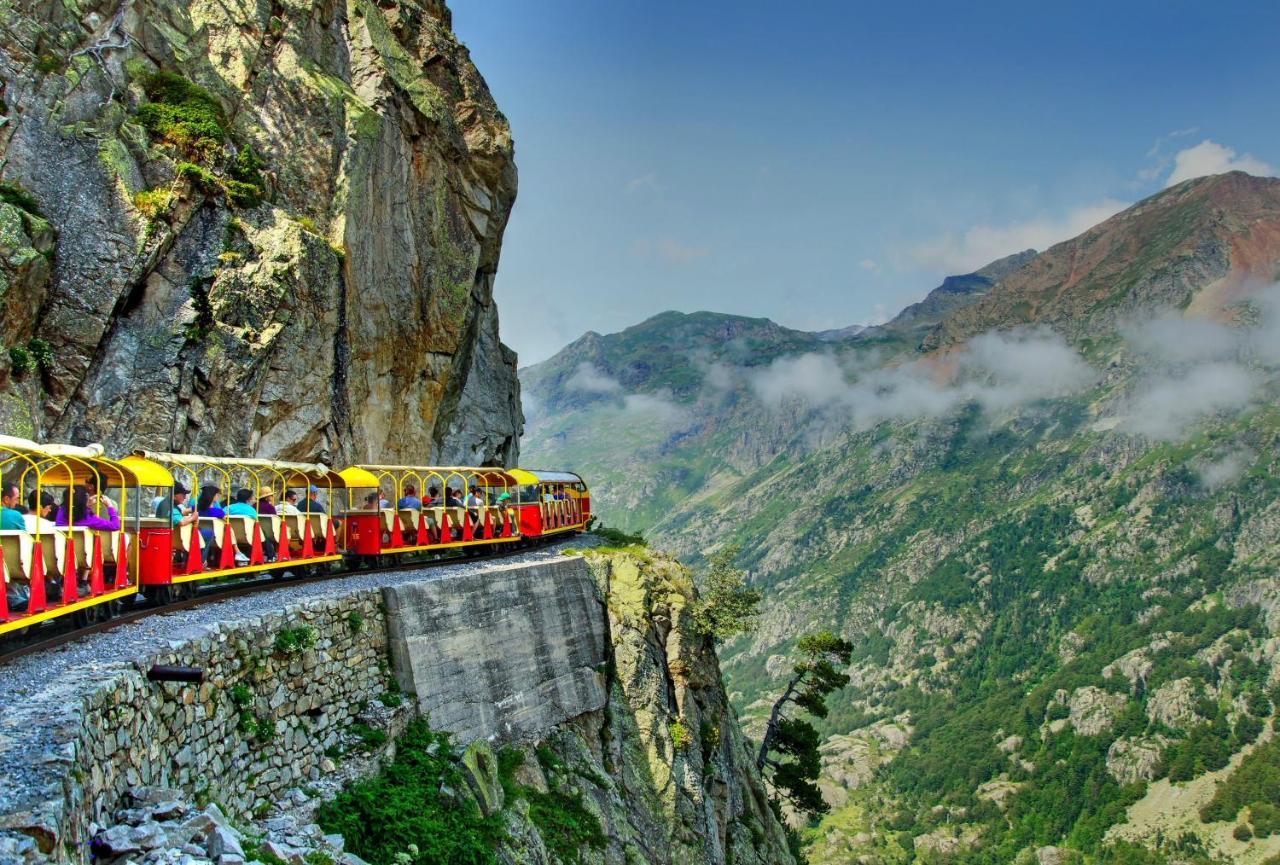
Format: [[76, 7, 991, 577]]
[[451, 0, 1280, 364]]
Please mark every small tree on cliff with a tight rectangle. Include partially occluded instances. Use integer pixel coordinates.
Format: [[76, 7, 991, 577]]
[[756, 630, 853, 816], [691, 545, 762, 642]]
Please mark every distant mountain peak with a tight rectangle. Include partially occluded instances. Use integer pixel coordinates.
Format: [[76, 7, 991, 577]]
[[924, 172, 1280, 350]]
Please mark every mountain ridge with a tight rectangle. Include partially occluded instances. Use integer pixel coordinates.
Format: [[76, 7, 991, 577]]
[[521, 170, 1280, 865]]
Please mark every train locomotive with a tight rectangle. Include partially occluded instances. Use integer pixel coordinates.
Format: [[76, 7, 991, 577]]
[[0, 435, 589, 637]]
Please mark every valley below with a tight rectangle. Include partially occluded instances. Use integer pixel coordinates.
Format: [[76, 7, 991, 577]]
[[522, 172, 1280, 864]]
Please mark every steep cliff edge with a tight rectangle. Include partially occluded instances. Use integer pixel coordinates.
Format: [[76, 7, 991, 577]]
[[486, 548, 796, 865], [0, 0, 521, 463]]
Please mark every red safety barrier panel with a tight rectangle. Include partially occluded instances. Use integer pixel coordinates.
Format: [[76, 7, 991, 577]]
[[390, 515, 404, 548], [417, 513, 430, 546], [29, 545, 47, 613], [324, 518, 337, 555], [278, 519, 291, 562], [186, 529, 204, 575], [62, 534, 78, 606], [441, 511, 452, 543], [115, 533, 130, 590], [462, 510, 475, 542], [250, 523, 266, 565], [0, 556, 9, 620], [301, 519, 315, 559], [89, 535, 106, 596], [218, 523, 235, 570]]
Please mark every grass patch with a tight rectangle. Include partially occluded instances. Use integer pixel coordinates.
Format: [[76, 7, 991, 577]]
[[137, 72, 227, 157], [274, 625, 317, 654], [316, 719, 500, 865]]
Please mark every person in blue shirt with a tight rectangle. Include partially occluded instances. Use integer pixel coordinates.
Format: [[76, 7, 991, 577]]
[[303, 485, 327, 514], [1, 483, 24, 530], [398, 484, 422, 510], [156, 483, 197, 527], [226, 488, 259, 518], [196, 485, 226, 566], [226, 488, 277, 562]]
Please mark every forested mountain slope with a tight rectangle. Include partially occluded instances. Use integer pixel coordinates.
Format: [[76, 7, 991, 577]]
[[522, 171, 1280, 864]]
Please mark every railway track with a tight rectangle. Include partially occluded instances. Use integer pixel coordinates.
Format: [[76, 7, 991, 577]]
[[0, 541, 564, 666]]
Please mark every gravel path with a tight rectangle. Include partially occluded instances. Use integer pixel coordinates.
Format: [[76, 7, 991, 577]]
[[0, 538, 594, 815]]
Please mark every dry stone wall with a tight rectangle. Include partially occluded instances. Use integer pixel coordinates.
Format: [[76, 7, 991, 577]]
[[0, 591, 391, 863]]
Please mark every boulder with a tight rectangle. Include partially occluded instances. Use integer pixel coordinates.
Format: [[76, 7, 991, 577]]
[[1067, 686, 1127, 737]]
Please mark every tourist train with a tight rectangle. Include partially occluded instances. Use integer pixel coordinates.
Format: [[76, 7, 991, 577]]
[[0, 435, 589, 636]]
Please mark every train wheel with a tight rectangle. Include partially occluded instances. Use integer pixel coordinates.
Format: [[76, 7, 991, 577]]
[[143, 585, 176, 606]]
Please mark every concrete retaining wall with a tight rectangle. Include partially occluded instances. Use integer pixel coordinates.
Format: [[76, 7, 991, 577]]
[[384, 556, 608, 743]]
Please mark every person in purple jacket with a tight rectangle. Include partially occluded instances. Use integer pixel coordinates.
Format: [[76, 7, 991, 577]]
[[196, 485, 226, 567], [55, 486, 121, 531]]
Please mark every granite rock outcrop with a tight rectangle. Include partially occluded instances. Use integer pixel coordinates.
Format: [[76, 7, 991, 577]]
[[0, 0, 521, 464]]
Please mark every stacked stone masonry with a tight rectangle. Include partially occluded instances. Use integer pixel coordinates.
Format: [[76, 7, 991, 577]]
[[0, 592, 389, 862]]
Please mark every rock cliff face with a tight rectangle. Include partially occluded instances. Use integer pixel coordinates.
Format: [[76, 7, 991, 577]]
[[0, 0, 521, 464], [492, 548, 796, 865]]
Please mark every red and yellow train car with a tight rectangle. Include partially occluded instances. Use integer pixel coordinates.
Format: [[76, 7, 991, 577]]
[[1, 437, 592, 639], [0, 436, 143, 634]]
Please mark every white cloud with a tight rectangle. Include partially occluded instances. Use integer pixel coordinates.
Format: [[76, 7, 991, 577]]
[[622, 392, 690, 427], [1197, 449, 1254, 491], [1115, 285, 1280, 439], [1165, 140, 1276, 187], [859, 259, 879, 272], [748, 327, 1094, 427], [1124, 362, 1260, 440], [565, 362, 621, 394], [909, 199, 1128, 274]]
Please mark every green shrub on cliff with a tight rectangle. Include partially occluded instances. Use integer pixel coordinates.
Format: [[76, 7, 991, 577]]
[[690, 544, 761, 642], [137, 72, 228, 156], [316, 719, 499, 865]]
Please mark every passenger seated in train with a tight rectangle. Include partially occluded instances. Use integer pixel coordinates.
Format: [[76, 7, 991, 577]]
[[257, 490, 277, 515], [227, 488, 275, 562], [426, 485, 442, 506], [303, 485, 327, 514], [1, 483, 23, 530], [280, 490, 300, 515], [446, 488, 463, 508], [465, 485, 484, 524], [362, 492, 379, 509], [398, 485, 422, 510], [156, 483, 197, 527], [196, 485, 226, 566], [86, 475, 118, 514], [26, 490, 57, 532], [56, 486, 121, 531]]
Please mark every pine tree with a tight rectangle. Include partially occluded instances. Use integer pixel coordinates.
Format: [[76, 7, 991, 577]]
[[756, 630, 853, 816]]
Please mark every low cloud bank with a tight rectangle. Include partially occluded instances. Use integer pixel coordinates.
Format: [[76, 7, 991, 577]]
[[748, 327, 1094, 429], [1118, 288, 1280, 438]]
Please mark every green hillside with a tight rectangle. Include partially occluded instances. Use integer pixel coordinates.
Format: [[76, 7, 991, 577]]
[[521, 172, 1280, 864]]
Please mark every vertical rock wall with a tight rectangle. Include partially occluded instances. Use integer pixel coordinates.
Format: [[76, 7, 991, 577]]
[[0, 0, 521, 465], [384, 557, 610, 743]]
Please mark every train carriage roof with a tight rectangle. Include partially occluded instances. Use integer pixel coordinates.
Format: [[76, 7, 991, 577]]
[[130, 451, 345, 487], [521, 470, 586, 484], [344, 465, 533, 488], [0, 436, 142, 486]]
